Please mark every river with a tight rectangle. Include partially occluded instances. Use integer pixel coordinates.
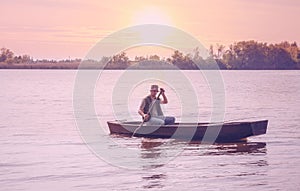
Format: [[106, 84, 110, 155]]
[[0, 70, 299, 190]]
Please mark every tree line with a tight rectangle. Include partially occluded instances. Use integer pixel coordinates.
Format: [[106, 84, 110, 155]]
[[0, 48, 32, 64], [1, 40, 300, 69], [214, 41, 300, 69], [103, 40, 300, 69]]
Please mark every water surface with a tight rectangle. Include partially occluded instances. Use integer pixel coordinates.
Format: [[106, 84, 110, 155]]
[[0, 70, 299, 190]]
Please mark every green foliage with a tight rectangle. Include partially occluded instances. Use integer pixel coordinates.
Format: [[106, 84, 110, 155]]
[[1, 41, 300, 70], [221, 41, 299, 69], [129, 41, 300, 70], [0, 48, 32, 64], [0, 48, 14, 64], [171, 50, 197, 69], [105, 52, 129, 69]]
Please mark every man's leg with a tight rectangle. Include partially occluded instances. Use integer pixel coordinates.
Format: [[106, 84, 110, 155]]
[[164, 116, 175, 125], [145, 117, 165, 126]]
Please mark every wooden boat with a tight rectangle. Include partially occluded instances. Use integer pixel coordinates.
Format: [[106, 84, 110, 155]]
[[107, 120, 268, 142]]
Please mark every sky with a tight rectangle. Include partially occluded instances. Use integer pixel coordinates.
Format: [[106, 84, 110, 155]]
[[1, 0, 299, 60]]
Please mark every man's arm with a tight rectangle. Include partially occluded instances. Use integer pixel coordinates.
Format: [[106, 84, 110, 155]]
[[138, 108, 146, 117], [160, 89, 168, 104], [138, 99, 146, 117], [138, 99, 150, 121]]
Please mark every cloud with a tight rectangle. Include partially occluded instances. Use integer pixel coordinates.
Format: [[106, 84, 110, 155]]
[[1, 0, 94, 9]]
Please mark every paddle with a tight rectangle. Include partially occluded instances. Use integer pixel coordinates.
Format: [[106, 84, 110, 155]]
[[132, 89, 163, 137]]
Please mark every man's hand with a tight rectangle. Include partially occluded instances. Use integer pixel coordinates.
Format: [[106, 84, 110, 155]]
[[160, 88, 168, 104], [143, 114, 150, 121]]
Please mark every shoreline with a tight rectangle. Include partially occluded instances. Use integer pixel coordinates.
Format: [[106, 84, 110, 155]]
[[1, 63, 299, 70]]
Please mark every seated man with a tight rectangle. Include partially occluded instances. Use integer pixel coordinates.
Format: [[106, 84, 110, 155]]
[[138, 84, 175, 125]]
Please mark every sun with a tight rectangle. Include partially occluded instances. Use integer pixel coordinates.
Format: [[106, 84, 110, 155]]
[[131, 6, 173, 25]]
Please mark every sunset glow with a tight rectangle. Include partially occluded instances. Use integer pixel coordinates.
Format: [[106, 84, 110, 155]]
[[131, 6, 173, 25], [0, 0, 300, 59]]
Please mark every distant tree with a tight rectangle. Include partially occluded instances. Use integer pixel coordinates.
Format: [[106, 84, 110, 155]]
[[0, 48, 14, 64], [149, 55, 160, 60], [220, 41, 299, 69], [216, 44, 225, 59], [267, 44, 297, 69], [166, 57, 172, 63], [191, 47, 206, 69], [107, 52, 129, 69], [100, 56, 111, 64], [171, 50, 197, 69], [21, 54, 32, 63], [14, 55, 23, 64], [134, 56, 147, 62], [209, 44, 227, 69], [209, 45, 214, 58]]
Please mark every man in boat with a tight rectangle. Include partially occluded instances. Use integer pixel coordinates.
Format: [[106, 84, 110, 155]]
[[138, 85, 175, 125]]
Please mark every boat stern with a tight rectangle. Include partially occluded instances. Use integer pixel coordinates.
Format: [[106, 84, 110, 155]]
[[250, 120, 268, 136]]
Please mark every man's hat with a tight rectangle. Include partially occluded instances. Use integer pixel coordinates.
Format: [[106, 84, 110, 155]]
[[150, 84, 159, 91]]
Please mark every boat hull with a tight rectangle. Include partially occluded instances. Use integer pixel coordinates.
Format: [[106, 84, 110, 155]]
[[107, 120, 268, 142]]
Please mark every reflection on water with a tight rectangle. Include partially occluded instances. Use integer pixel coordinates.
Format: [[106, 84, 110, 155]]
[[110, 134, 268, 164], [142, 173, 167, 189], [198, 142, 267, 156], [136, 138, 268, 189], [140, 139, 164, 159], [139, 138, 267, 157]]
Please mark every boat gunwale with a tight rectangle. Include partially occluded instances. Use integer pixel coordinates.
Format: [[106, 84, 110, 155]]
[[107, 119, 268, 128]]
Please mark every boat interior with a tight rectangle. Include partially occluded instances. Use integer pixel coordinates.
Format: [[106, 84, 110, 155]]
[[110, 120, 256, 126]]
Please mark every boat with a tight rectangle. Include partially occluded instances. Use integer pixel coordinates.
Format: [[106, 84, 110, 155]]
[[107, 120, 268, 142]]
